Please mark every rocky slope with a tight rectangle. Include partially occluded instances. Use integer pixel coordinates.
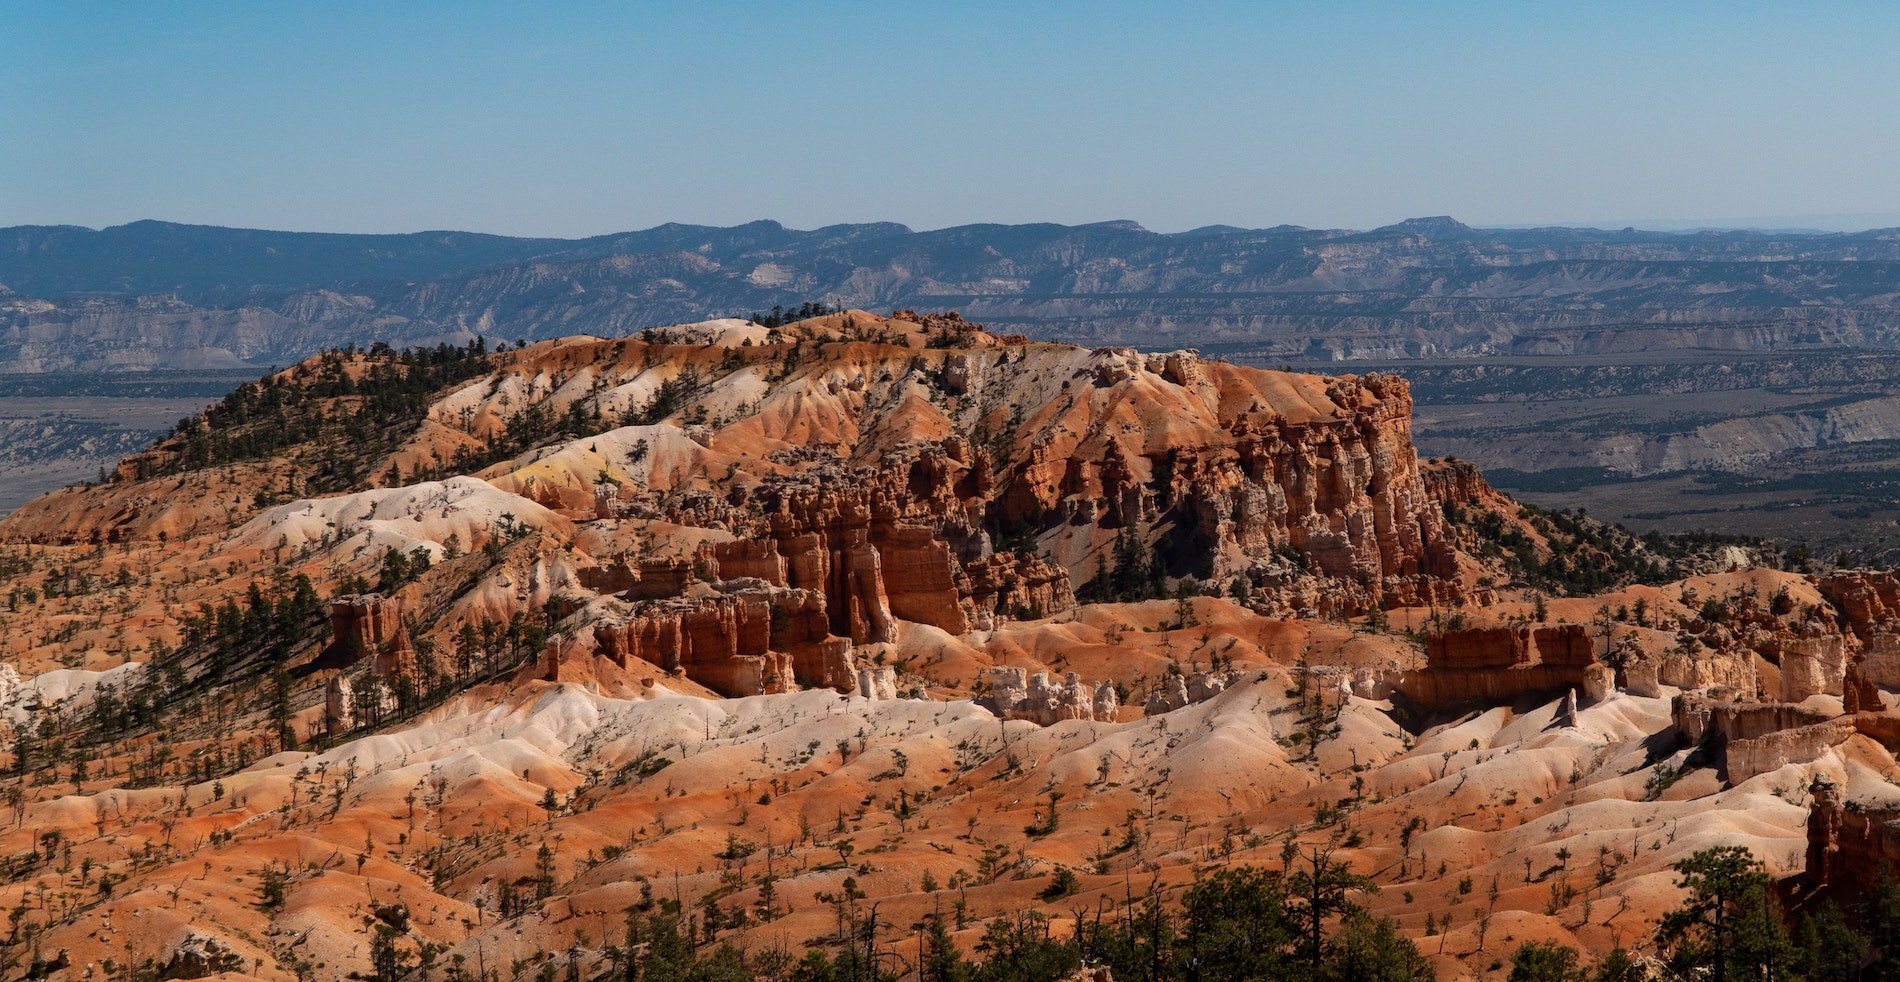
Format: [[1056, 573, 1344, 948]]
[[0, 312, 1897, 980], [0, 312, 1467, 690]]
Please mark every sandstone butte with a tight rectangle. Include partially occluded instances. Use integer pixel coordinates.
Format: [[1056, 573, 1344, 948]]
[[0, 310, 1890, 980]]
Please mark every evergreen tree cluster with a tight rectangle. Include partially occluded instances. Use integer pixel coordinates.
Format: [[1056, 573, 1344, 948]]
[[567, 859, 1429, 982], [8, 574, 330, 783], [419, 846, 1900, 982], [623, 370, 707, 428], [747, 301, 841, 329], [329, 606, 554, 740], [145, 339, 494, 487], [179, 574, 326, 681], [1506, 845, 1900, 981], [441, 364, 704, 477], [1082, 526, 1171, 603], [1449, 500, 1764, 597]]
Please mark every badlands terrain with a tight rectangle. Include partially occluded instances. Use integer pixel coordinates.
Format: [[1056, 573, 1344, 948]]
[[0, 310, 1896, 980], [21, 217, 1900, 558]]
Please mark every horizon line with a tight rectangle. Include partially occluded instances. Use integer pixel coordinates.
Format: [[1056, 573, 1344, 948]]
[[11, 213, 1900, 240]]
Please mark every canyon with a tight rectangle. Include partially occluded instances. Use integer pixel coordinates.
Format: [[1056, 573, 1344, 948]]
[[0, 311, 1897, 979]]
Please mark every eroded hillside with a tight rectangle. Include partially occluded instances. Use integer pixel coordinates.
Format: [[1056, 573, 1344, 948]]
[[0, 312, 1895, 981]]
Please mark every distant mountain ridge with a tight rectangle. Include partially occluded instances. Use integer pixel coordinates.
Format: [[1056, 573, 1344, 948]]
[[0, 218, 919, 303], [8, 216, 1900, 371]]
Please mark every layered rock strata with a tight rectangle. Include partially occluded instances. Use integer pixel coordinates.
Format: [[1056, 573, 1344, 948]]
[[324, 594, 425, 732], [435, 326, 1493, 701], [1804, 774, 1900, 898], [1388, 624, 1604, 710], [1672, 696, 1850, 785], [328, 595, 399, 661], [1818, 570, 1900, 689], [587, 584, 854, 698], [731, 442, 1060, 638], [998, 362, 1462, 610], [591, 595, 795, 698], [1672, 697, 1835, 746]]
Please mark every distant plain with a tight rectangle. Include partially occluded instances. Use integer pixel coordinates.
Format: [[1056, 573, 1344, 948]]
[[1347, 350, 1900, 564], [0, 373, 252, 516]]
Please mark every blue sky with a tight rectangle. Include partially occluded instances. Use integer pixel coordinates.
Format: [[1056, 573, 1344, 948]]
[[8, 1, 1900, 235]]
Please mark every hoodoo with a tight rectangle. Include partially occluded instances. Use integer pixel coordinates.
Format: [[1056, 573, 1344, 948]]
[[2, 310, 1898, 980]]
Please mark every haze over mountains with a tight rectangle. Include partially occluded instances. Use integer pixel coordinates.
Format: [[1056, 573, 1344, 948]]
[[11, 216, 1900, 371]]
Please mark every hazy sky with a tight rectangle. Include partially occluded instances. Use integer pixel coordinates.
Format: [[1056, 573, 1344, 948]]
[[9, 1, 1900, 236]]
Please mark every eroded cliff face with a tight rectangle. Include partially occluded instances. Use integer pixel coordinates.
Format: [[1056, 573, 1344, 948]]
[[1672, 697, 1852, 784], [976, 350, 1460, 608], [741, 450, 980, 638], [1818, 570, 1900, 691], [588, 592, 801, 698], [1418, 457, 1495, 508], [731, 450, 1079, 638], [564, 466, 1084, 698], [1389, 623, 1607, 711], [480, 316, 1475, 697], [1804, 774, 1900, 898], [0, 312, 1479, 707]]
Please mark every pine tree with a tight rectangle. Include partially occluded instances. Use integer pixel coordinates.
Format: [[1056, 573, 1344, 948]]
[[1325, 913, 1435, 981], [1656, 846, 1791, 982], [1792, 902, 1870, 981], [1507, 941, 1585, 982], [1287, 846, 1378, 975], [919, 914, 972, 982]]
